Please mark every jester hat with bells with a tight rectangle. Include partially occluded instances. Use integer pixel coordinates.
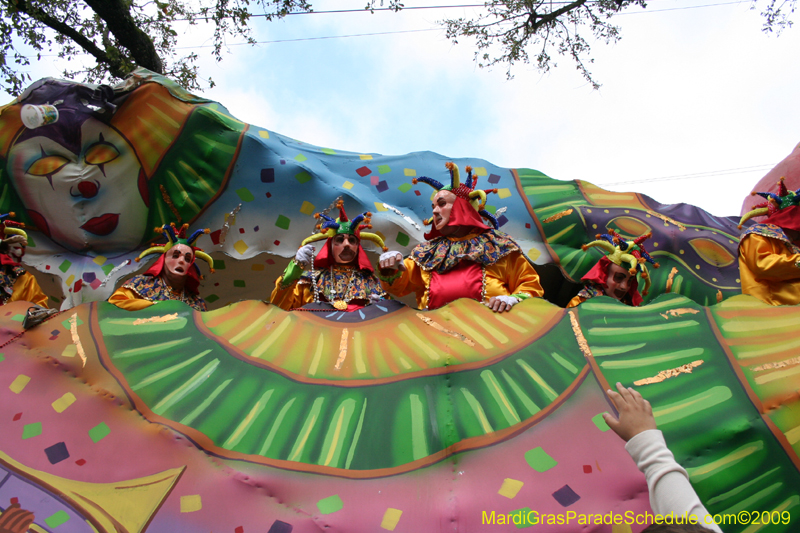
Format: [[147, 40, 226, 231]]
[[0, 213, 28, 266], [135, 223, 214, 294], [413, 162, 499, 240], [738, 177, 800, 234], [301, 201, 387, 272], [580, 230, 660, 306]]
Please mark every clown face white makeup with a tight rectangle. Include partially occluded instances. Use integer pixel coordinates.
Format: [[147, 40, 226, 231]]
[[7, 118, 148, 254], [432, 190, 457, 235], [163, 243, 194, 291], [331, 233, 359, 265], [604, 262, 635, 301]]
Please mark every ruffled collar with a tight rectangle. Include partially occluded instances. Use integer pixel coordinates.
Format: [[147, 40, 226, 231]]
[[411, 229, 521, 273], [741, 223, 800, 255]]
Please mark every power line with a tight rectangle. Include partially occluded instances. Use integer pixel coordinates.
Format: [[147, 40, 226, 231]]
[[602, 164, 774, 186]]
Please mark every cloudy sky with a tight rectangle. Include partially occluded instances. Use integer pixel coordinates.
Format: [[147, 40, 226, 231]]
[[6, 0, 799, 217]]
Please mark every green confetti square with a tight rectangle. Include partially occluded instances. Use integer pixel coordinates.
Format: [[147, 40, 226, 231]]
[[295, 154, 308, 162], [511, 507, 536, 529], [205, 294, 219, 303], [524, 447, 557, 472], [275, 215, 291, 230], [233, 280, 246, 288], [485, 204, 496, 214], [45, 510, 70, 528], [88, 422, 110, 443], [295, 171, 311, 184], [397, 183, 412, 193], [62, 317, 83, 330], [321, 148, 336, 155], [102, 264, 114, 275], [316, 494, 343, 515], [377, 164, 391, 174], [22, 422, 42, 440], [58, 260, 72, 273], [395, 232, 410, 247], [0, 353, 4, 362], [11, 314, 24, 322], [214, 260, 226, 270], [26, 234, 35, 247], [592, 413, 610, 432], [236, 188, 255, 202]]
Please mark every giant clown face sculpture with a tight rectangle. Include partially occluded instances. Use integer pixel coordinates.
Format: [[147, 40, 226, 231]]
[[7, 118, 148, 253]]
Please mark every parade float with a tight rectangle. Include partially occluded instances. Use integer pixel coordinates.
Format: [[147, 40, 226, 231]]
[[0, 70, 797, 532]]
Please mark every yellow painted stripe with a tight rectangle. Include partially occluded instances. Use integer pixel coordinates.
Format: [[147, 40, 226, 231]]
[[353, 330, 367, 374], [551, 352, 579, 374], [687, 441, 764, 483], [500, 370, 540, 417], [492, 314, 529, 334], [251, 315, 294, 359], [515, 360, 558, 401], [513, 311, 541, 326], [438, 311, 492, 349], [546, 223, 577, 244], [588, 320, 699, 337], [706, 468, 779, 506], [481, 370, 520, 426], [600, 348, 704, 369], [592, 343, 647, 357], [167, 170, 200, 213], [409, 394, 429, 460], [734, 337, 800, 359], [223, 389, 275, 449], [259, 398, 296, 455], [522, 185, 575, 194], [344, 399, 368, 470], [582, 297, 694, 313], [113, 337, 192, 359], [131, 350, 211, 391], [718, 482, 781, 518], [178, 160, 217, 197], [319, 399, 356, 467], [754, 364, 800, 385], [785, 424, 800, 445], [307, 333, 325, 376], [147, 102, 181, 128], [461, 388, 493, 434], [153, 359, 220, 414], [195, 134, 237, 154], [397, 323, 440, 362], [653, 386, 732, 426], [288, 396, 325, 462], [180, 379, 232, 426], [136, 115, 173, 145], [229, 307, 275, 344], [476, 320, 509, 345], [740, 496, 800, 533], [721, 315, 800, 333]]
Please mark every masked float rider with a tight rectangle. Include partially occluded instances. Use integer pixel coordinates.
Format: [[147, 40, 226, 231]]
[[378, 162, 543, 312], [737, 177, 800, 305], [271, 202, 388, 311], [566, 230, 659, 308], [0, 213, 48, 307], [109, 223, 214, 311]]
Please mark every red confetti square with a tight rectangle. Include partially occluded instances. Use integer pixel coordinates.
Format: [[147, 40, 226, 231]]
[[239, 228, 245, 234], [12, 413, 22, 421], [75, 459, 86, 466], [266, 192, 272, 198], [414, 190, 421, 196], [583, 465, 592, 474], [273, 240, 280, 246], [356, 166, 371, 177], [10, 497, 18, 505], [210, 229, 222, 245], [215, 283, 220, 286], [235, 527, 244, 533], [525, 223, 531, 228], [45, 265, 50, 270], [266, 259, 275, 265]]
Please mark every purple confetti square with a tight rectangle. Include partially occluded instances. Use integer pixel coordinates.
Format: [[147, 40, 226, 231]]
[[50, 330, 60, 336], [376, 180, 389, 193], [45, 442, 70, 464], [254, 226, 260, 232], [268, 520, 293, 533], [82, 272, 96, 283], [280, 160, 286, 165], [261, 168, 275, 183], [552, 484, 580, 507], [497, 215, 509, 227], [488, 173, 501, 184]]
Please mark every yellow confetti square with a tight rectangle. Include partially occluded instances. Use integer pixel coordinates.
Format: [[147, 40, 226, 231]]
[[233, 240, 249, 255], [92, 256, 107, 266], [497, 188, 512, 199], [66, 275, 75, 286], [359, 154, 373, 160], [612, 524, 632, 533], [343, 181, 354, 190], [474, 167, 488, 176], [300, 201, 316, 215], [52, 393, 76, 413], [258, 130, 270, 138], [9, 375, 30, 394], [61, 344, 77, 358], [180, 495, 202, 513], [251, 264, 265, 271], [527, 248, 541, 261], [403, 168, 416, 176], [373, 202, 388, 213], [381, 508, 403, 531], [498, 478, 524, 499]]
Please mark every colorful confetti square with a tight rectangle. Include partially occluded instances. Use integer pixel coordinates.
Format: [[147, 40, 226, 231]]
[[395, 232, 410, 246], [498, 478, 524, 499], [22, 422, 41, 440], [300, 201, 315, 215], [261, 168, 275, 183], [592, 413, 610, 431], [92, 256, 107, 266], [275, 215, 291, 230], [316, 494, 343, 515], [294, 154, 308, 162], [45, 442, 69, 464], [376, 181, 389, 193], [356, 166, 371, 177], [234, 240, 249, 255], [88, 422, 110, 443], [552, 485, 580, 507], [295, 171, 311, 184], [44, 510, 70, 528], [10, 375, 30, 393], [403, 168, 416, 176], [381, 508, 403, 531], [236, 188, 255, 202], [52, 393, 76, 413], [58, 260, 72, 273], [343, 181, 354, 190], [524, 447, 557, 472], [397, 183, 412, 193], [377, 164, 391, 174], [180, 494, 202, 512]]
